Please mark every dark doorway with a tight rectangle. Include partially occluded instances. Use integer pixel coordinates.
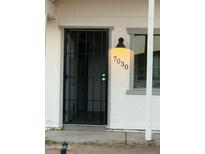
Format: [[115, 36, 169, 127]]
[[63, 29, 108, 125]]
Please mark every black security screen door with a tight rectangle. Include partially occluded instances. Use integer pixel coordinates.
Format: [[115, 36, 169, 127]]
[[63, 29, 108, 125]]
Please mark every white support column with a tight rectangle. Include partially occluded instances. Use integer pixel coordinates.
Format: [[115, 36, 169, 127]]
[[145, 0, 155, 141]]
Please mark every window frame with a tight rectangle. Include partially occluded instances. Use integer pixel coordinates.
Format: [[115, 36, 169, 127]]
[[126, 28, 160, 95]]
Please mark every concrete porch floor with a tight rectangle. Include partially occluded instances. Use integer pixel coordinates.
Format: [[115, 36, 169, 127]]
[[45, 125, 160, 145]]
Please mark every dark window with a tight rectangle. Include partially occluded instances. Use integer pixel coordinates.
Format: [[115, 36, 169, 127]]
[[132, 34, 160, 88]]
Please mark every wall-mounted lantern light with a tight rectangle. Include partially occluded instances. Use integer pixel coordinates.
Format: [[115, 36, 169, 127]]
[[111, 37, 131, 70], [116, 37, 126, 48]]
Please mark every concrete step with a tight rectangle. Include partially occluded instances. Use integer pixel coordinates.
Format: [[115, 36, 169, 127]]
[[46, 126, 160, 146], [63, 124, 107, 131]]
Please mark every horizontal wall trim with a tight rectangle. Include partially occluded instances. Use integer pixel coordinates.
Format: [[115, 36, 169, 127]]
[[127, 28, 160, 35], [58, 26, 114, 31], [126, 88, 160, 95]]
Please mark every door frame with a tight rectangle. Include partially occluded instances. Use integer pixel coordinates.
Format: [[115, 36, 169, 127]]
[[59, 26, 113, 127]]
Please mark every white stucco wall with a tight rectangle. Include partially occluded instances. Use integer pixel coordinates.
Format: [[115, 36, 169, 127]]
[[109, 48, 159, 130], [46, 19, 63, 128], [46, 0, 160, 129]]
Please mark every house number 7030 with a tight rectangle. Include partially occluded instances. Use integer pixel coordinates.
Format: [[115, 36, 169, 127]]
[[113, 56, 128, 70]]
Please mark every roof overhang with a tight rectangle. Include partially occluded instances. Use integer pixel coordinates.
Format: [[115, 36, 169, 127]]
[[46, 0, 56, 19]]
